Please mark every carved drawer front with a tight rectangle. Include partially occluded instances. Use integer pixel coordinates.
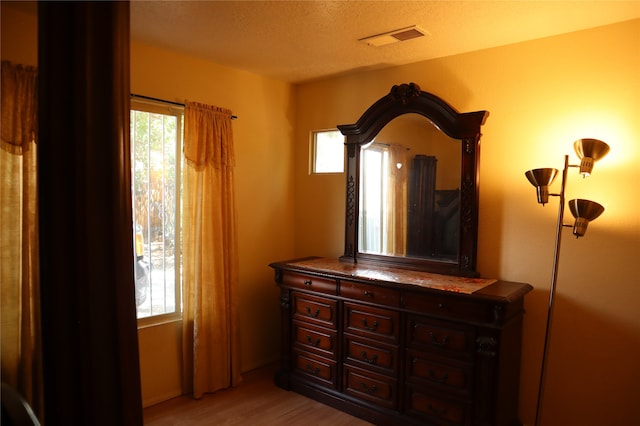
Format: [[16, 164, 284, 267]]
[[340, 281, 400, 307], [344, 335, 398, 375], [293, 350, 337, 390], [407, 316, 475, 359], [344, 303, 399, 342], [404, 291, 490, 323], [406, 350, 472, 396], [344, 366, 398, 410], [293, 321, 337, 359], [292, 292, 337, 329], [282, 271, 338, 295], [406, 387, 471, 426]]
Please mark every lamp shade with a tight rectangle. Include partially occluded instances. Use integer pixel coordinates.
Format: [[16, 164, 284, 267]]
[[525, 168, 559, 205], [568, 198, 604, 237], [573, 138, 610, 176]]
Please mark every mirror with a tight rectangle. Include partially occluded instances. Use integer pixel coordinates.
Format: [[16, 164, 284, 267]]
[[359, 114, 461, 260], [338, 83, 488, 276]]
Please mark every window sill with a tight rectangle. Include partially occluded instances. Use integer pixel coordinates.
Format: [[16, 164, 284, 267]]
[[137, 312, 182, 330]]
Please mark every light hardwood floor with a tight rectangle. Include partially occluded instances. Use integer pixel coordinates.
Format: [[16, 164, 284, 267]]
[[143, 363, 373, 425]]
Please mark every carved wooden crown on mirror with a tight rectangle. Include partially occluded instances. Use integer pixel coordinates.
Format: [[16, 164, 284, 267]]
[[338, 83, 488, 277]]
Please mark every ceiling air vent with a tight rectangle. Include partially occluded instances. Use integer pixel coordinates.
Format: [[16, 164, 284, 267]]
[[359, 25, 428, 47]]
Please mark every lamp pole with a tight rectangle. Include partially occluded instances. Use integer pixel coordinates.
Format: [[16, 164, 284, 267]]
[[534, 155, 569, 426]]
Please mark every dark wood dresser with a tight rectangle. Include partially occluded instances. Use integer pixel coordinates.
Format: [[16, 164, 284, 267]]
[[270, 257, 532, 426]]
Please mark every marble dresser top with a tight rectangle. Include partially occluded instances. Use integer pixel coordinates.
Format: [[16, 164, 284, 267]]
[[281, 257, 497, 295]]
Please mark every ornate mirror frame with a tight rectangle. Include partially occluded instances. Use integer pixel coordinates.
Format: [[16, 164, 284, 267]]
[[338, 83, 488, 277]]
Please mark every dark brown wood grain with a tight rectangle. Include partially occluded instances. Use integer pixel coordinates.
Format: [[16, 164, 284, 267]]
[[271, 258, 531, 425]]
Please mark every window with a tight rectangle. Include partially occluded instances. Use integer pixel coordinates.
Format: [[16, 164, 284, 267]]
[[130, 100, 183, 321], [359, 143, 389, 253], [311, 130, 345, 173]]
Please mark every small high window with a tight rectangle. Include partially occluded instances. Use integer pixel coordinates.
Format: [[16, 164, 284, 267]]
[[311, 130, 345, 174]]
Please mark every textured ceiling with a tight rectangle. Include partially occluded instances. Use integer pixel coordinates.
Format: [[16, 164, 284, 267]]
[[130, 1, 640, 83], [11, 1, 640, 83]]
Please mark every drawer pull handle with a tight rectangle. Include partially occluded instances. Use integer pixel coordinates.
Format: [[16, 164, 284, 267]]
[[304, 280, 312, 286], [364, 290, 374, 297], [305, 307, 320, 318], [360, 351, 378, 365], [305, 364, 320, 375], [429, 332, 449, 347], [306, 335, 321, 347], [359, 382, 378, 395], [437, 302, 448, 309], [428, 369, 449, 384], [427, 403, 447, 416], [361, 318, 379, 331]]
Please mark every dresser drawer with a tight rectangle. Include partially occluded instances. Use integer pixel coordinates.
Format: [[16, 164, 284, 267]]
[[340, 280, 400, 307], [344, 366, 398, 410], [403, 291, 491, 323], [407, 315, 475, 359], [406, 350, 472, 396], [406, 387, 471, 426], [292, 292, 337, 329], [282, 271, 338, 295], [344, 303, 399, 342], [344, 335, 398, 375], [293, 321, 337, 359], [293, 350, 337, 390]]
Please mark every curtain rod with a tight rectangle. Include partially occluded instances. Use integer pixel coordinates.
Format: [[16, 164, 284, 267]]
[[130, 94, 238, 120]]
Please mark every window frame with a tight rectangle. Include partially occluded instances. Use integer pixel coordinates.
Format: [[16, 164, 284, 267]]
[[130, 98, 184, 328]]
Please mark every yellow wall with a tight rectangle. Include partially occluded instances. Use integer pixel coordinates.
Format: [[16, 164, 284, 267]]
[[131, 41, 296, 405], [294, 19, 640, 425], [1, 3, 37, 66]]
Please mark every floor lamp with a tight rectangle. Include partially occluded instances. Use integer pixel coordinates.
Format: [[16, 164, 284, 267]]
[[524, 138, 610, 426]]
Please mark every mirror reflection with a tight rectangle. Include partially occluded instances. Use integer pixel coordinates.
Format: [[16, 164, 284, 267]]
[[358, 114, 460, 261]]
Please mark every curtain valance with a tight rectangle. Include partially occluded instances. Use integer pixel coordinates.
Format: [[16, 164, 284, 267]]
[[184, 101, 235, 170], [1, 60, 37, 154]]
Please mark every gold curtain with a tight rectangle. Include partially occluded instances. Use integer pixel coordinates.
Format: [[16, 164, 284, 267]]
[[385, 144, 408, 256], [0, 60, 43, 418], [181, 101, 241, 398]]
